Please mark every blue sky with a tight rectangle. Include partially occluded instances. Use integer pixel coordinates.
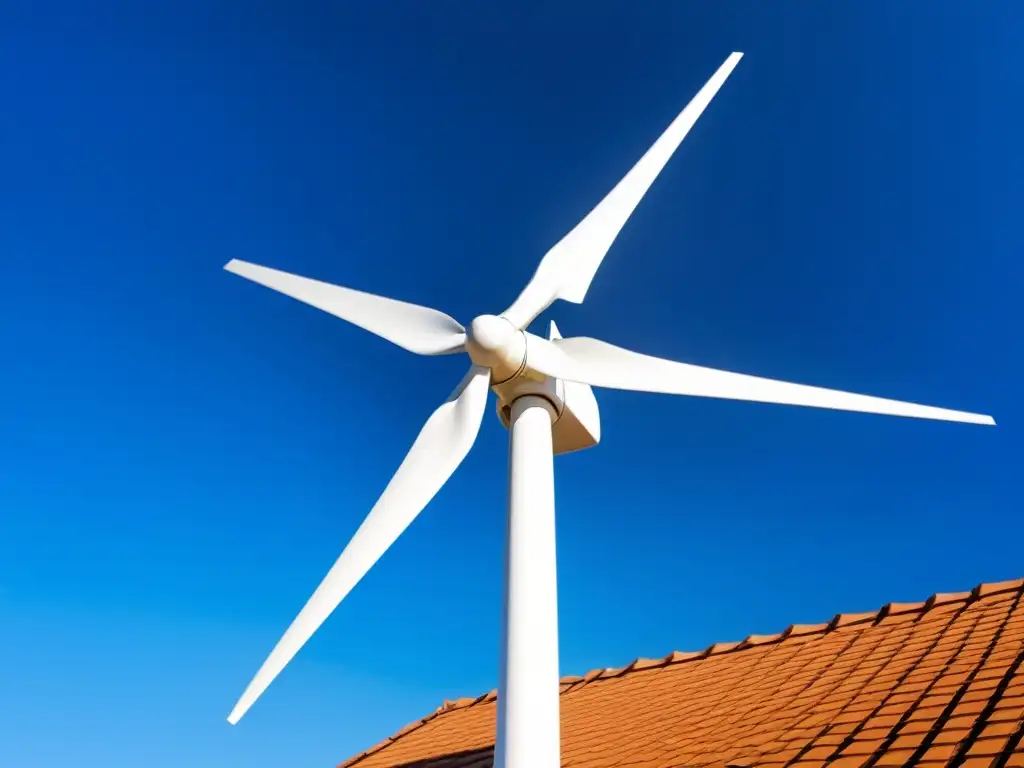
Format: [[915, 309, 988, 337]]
[[0, 2, 1020, 766]]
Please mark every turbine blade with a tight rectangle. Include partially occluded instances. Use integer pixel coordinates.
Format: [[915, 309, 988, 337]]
[[225, 259, 467, 356], [501, 52, 744, 329], [528, 335, 995, 426], [227, 366, 492, 725]]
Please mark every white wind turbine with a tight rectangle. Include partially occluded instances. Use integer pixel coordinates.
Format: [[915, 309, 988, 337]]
[[223, 52, 994, 767]]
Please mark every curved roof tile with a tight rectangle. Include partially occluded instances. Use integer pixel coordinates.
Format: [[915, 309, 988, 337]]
[[340, 577, 1024, 768]]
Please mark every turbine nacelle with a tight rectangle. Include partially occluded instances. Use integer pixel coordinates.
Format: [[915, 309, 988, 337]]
[[466, 314, 527, 383], [491, 320, 603, 456]]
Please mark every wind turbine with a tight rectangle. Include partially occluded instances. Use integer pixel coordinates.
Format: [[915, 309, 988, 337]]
[[222, 52, 994, 767]]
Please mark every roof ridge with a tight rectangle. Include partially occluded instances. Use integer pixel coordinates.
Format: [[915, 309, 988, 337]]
[[337, 576, 1024, 768]]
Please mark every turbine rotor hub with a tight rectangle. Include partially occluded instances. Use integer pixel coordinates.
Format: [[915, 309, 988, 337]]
[[466, 314, 527, 382]]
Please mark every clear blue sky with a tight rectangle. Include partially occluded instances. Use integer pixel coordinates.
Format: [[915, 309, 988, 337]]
[[0, 2, 1020, 766]]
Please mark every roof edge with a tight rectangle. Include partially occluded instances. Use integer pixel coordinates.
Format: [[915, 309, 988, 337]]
[[338, 576, 1023, 768]]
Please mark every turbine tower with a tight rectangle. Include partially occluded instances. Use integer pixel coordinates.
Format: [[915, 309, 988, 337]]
[[222, 52, 994, 768]]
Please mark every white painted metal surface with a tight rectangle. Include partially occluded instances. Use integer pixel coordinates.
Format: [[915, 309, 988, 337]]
[[224, 258, 467, 356], [526, 334, 996, 426], [226, 366, 491, 725], [495, 395, 562, 768], [493, 321, 602, 455], [219, 51, 995, 766], [501, 52, 745, 330]]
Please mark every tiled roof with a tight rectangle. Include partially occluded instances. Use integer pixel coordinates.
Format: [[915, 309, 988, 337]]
[[339, 578, 1024, 768]]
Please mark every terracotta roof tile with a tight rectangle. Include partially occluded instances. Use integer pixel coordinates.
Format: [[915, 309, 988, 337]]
[[339, 578, 1024, 768]]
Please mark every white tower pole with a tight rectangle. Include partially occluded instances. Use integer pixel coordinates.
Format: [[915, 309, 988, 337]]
[[494, 394, 562, 768]]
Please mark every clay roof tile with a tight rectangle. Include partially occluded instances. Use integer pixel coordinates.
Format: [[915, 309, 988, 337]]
[[338, 577, 1024, 768]]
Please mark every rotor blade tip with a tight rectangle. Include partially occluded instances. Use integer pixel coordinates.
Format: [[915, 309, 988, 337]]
[[966, 413, 996, 426], [224, 259, 241, 272]]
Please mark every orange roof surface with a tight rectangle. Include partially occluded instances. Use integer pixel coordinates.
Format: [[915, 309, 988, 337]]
[[340, 578, 1024, 768]]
